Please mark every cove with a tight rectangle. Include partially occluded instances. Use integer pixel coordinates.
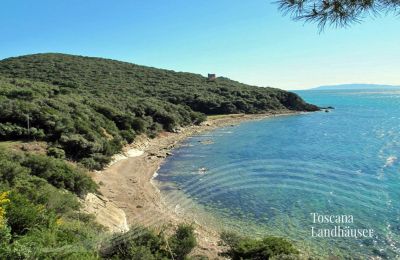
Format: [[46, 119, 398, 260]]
[[156, 89, 400, 258]]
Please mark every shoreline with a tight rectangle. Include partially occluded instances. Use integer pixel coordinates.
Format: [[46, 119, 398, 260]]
[[92, 110, 302, 258]]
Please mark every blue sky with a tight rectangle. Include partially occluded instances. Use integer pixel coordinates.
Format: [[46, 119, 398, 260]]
[[1, 0, 399, 90]]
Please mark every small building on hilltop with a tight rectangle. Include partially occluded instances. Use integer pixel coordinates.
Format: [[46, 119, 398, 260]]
[[207, 73, 216, 81]]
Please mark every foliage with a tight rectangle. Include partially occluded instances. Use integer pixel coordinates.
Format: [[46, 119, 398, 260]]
[[220, 231, 299, 260], [0, 150, 97, 197], [169, 224, 197, 260], [103, 226, 167, 260], [102, 224, 197, 260], [0, 149, 103, 259], [5, 191, 53, 235], [0, 53, 318, 169], [0, 191, 10, 228], [0, 53, 308, 258], [47, 146, 66, 159], [19, 153, 98, 196], [277, 0, 400, 29]]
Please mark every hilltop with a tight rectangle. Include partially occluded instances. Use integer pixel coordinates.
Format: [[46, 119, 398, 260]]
[[0, 53, 318, 169], [0, 53, 315, 258]]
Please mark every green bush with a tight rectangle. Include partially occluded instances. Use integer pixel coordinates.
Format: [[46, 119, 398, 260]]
[[0, 53, 316, 258], [2, 219, 102, 259], [80, 153, 111, 170], [120, 129, 136, 143], [220, 231, 299, 260], [0, 53, 318, 170], [5, 191, 55, 235], [131, 118, 148, 133], [47, 147, 66, 159], [169, 224, 197, 260], [0, 146, 104, 260], [0, 225, 11, 255], [102, 224, 197, 260], [102, 226, 166, 259], [19, 153, 98, 196]]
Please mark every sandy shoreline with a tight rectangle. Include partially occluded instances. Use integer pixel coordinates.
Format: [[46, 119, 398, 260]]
[[92, 110, 301, 258]]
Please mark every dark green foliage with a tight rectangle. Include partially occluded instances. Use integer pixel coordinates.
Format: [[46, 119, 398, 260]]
[[169, 224, 197, 260], [103, 226, 167, 259], [0, 150, 96, 197], [102, 224, 197, 260], [0, 224, 11, 255], [119, 130, 136, 143], [0, 149, 103, 259], [220, 231, 299, 260], [19, 153, 98, 196], [0, 53, 318, 169], [47, 146, 66, 159], [5, 192, 53, 235], [277, 0, 400, 30]]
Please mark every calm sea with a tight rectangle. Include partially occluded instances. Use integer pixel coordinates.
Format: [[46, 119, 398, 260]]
[[155, 89, 400, 258]]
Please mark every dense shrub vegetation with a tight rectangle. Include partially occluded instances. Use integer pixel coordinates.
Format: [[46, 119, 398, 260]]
[[0, 53, 306, 259], [101, 224, 196, 260], [0, 53, 318, 169], [220, 231, 299, 259], [0, 143, 304, 260], [0, 147, 201, 259], [0, 149, 102, 259]]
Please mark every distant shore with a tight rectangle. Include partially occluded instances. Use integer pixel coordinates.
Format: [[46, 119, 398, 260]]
[[92, 110, 301, 258]]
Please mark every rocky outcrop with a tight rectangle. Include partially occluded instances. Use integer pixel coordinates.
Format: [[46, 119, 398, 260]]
[[82, 193, 129, 233]]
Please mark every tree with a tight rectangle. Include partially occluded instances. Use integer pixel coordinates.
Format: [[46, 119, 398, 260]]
[[169, 224, 197, 260], [277, 0, 400, 29], [0, 53, 318, 169], [220, 231, 299, 259]]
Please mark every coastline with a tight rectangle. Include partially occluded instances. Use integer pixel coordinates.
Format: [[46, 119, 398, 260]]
[[92, 110, 302, 258]]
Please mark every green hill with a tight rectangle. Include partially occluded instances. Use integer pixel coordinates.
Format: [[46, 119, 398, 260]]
[[0, 53, 312, 258], [0, 53, 318, 169]]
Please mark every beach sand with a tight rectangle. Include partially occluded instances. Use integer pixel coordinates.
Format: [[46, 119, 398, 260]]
[[92, 111, 299, 258]]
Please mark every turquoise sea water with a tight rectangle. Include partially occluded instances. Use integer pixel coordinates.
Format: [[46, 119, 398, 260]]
[[156, 89, 400, 258]]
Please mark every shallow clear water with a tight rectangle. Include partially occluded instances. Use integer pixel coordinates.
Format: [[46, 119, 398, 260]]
[[156, 89, 400, 258]]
